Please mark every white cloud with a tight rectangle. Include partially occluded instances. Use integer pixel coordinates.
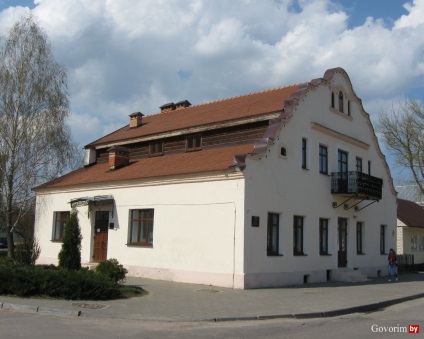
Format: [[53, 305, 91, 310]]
[[0, 0, 423, 173]]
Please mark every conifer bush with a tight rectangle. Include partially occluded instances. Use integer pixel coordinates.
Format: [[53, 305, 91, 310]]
[[58, 209, 82, 270]]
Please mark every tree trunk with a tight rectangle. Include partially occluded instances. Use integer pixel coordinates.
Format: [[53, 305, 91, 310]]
[[6, 227, 14, 258]]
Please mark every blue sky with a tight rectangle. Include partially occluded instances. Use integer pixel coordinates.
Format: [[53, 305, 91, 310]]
[[338, 0, 408, 27], [0, 0, 423, 185]]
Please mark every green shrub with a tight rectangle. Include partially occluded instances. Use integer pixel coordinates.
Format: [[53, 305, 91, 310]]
[[0, 265, 122, 300], [0, 256, 17, 268], [58, 210, 82, 270], [96, 258, 128, 284]]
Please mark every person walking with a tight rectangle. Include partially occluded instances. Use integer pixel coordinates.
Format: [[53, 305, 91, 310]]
[[388, 248, 398, 282]]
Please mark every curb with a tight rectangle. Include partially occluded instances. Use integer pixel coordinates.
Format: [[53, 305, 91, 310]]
[[0, 301, 81, 317], [213, 292, 424, 322]]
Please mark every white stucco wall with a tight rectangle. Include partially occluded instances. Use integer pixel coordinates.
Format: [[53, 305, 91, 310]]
[[35, 172, 246, 288], [242, 72, 397, 287], [396, 223, 424, 264]]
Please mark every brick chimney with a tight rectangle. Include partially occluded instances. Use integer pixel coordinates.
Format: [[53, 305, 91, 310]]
[[129, 112, 144, 128], [175, 100, 191, 110], [160, 102, 176, 113], [108, 146, 130, 170]]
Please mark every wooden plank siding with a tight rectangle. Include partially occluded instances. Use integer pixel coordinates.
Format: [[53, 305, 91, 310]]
[[96, 121, 268, 163]]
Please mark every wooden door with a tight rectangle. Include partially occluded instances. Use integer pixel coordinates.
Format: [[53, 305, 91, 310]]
[[93, 211, 109, 262], [338, 218, 348, 267]]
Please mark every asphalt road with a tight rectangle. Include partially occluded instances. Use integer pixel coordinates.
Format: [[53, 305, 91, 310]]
[[1, 297, 423, 338]]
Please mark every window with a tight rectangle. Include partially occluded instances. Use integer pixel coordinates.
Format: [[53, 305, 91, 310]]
[[356, 157, 362, 173], [186, 135, 202, 151], [53, 211, 70, 241], [357, 222, 364, 254], [302, 138, 307, 169], [331, 92, 335, 108], [368, 161, 371, 175], [293, 216, 304, 255], [338, 91, 344, 113], [380, 225, 386, 254], [149, 141, 163, 156], [347, 100, 351, 116], [251, 216, 260, 227], [319, 218, 329, 255], [338, 150, 348, 174], [129, 209, 154, 246], [338, 150, 348, 191], [267, 213, 280, 256], [319, 145, 328, 174]]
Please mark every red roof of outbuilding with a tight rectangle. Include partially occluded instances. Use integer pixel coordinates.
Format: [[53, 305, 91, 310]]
[[397, 198, 424, 228]]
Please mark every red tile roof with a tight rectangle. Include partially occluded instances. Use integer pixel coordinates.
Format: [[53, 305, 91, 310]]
[[36, 82, 306, 191], [87, 85, 300, 147], [397, 198, 424, 228], [35, 143, 254, 191]]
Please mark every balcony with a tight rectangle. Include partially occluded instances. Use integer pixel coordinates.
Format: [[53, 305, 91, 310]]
[[331, 171, 383, 200]]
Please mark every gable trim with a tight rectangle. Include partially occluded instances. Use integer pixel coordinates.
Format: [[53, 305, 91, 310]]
[[310, 122, 370, 150]]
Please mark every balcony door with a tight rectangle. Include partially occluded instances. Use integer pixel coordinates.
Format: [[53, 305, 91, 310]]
[[338, 150, 348, 193]]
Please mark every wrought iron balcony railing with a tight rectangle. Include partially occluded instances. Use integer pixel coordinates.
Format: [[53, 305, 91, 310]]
[[331, 171, 383, 200]]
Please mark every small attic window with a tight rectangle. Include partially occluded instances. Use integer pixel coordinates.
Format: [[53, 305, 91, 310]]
[[331, 92, 335, 108], [186, 135, 202, 151], [149, 141, 163, 156], [338, 91, 344, 113]]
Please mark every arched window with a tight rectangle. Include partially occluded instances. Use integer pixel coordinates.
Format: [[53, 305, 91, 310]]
[[331, 92, 335, 108], [338, 91, 344, 113]]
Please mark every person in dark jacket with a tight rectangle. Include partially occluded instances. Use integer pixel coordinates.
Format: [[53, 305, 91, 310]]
[[388, 248, 398, 282]]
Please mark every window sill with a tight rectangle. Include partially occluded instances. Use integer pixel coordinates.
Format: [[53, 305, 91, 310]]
[[319, 171, 330, 176], [357, 252, 366, 255], [320, 253, 332, 256], [267, 254, 283, 257], [51, 240, 63, 243], [126, 243, 153, 248], [330, 107, 353, 121]]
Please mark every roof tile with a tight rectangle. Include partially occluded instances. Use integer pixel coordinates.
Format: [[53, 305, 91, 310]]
[[88, 85, 299, 147], [397, 198, 424, 228], [35, 143, 254, 190]]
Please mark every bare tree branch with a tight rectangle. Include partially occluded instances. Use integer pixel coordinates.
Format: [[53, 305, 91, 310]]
[[0, 14, 82, 258], [378, 98, 424, 195]]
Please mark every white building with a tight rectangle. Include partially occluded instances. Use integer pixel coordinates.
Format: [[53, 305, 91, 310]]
[[397, 198, 424, 264], [34, 68, 397, 288]]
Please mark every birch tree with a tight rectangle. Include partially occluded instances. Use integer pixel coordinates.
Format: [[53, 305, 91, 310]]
[[0, 15, 80, 258], [379, 99, 424, 194]]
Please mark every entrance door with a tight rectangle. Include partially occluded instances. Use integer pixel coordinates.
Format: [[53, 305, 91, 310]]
[[338, 218, 348, 267], [93, 211, 109, 263]]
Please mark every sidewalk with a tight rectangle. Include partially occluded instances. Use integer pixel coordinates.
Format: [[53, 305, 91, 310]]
[[1, 272, 424, 322]]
